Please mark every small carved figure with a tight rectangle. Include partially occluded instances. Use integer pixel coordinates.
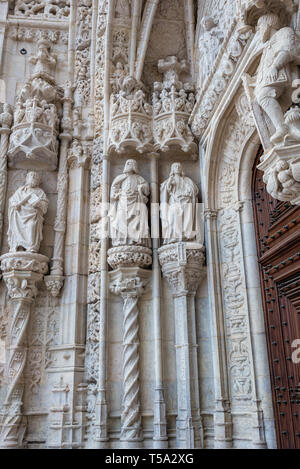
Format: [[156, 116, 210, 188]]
[[8, 171, 48, 253], [111, 61, 128, 93], [160, 162, 199, 244], [0, 104, 13, 129], [29, 38, 57, 76]]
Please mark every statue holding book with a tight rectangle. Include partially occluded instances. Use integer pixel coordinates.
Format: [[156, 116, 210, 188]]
[[8, 171, 49, 253]]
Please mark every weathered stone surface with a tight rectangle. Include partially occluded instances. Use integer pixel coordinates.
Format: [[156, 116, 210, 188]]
[[0, 0, 281, 450]]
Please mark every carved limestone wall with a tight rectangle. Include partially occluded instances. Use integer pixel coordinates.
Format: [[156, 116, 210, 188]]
[[0, 0, 283, 450], [204, 87, 277, 448], [196, 0, 237, 87]]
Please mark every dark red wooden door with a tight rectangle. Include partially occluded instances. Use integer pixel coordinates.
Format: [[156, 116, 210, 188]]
[[252, 148, 300, 448]]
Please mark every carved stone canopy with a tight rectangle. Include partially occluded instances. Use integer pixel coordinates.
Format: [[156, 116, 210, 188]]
[[242, 0, 295, 27], [108, 56, 197, 158], [8, 40, 62, 171]]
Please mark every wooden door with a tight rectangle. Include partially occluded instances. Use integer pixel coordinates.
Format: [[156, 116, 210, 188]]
[[252, 148, 300, 448]]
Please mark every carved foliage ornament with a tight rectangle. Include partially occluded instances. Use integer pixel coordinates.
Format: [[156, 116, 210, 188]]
[[14, 0, 70, 19]]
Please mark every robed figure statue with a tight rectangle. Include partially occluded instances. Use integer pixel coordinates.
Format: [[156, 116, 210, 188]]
[[110, 159, 150, 247], [160, 162, 199, 244], [8, 171, 49, 252]]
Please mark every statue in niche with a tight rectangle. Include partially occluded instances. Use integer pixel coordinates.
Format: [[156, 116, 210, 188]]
[[110, 159, 150, 247], [29, 38, 57, 76], [8, 171, 49, 253], [198, 16, 224, 86], [115, 0, 131, 18], [111, 61, 129, 93], [253, 13, 300, 144], [160, 162, 199, 244]]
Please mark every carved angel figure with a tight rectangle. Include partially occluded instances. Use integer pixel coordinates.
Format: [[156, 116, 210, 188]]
[[160, 162, 199, 244], [109, 159, 150, 247], [8, 171, 48, 253]]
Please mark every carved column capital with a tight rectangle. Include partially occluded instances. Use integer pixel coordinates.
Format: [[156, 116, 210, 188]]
[[204, 208, 218, 220], [158, 242, 206, 297], [107, 245, 152, 271], [109, 266, 150, 299], [1, 252, 49, 302], [44, 275, 65, 298]]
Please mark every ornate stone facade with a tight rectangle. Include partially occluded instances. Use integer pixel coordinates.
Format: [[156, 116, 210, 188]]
[[2, 0, 298, 450]]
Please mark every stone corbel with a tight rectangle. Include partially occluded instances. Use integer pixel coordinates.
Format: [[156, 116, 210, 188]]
[[0, 251, 48, 448], [257, 144, 300, 204], [158, 242, 206, 298]]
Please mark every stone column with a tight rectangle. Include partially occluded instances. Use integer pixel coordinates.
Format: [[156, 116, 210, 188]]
[[108, 247, 151, 448], [45, 82, 73, 297], [44, 134, 70, 297], [158, 242, 205, 449], [0, 104, 13, 245], [150, 154, 168, 447], [0, 252, 48, 448]]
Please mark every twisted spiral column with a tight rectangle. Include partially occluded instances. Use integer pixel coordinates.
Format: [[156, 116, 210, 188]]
[[0, 299, 31, 448], [0, 253, 48, 448], [120, 292, 142, 442], [0, 125, 12, 244], [109, 263, 151, 448]]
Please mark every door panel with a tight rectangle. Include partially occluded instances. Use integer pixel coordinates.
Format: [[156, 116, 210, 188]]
[[252, 147, 300, 448]]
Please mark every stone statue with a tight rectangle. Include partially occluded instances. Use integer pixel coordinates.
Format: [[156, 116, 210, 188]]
[[8, 171, 49, 253], [160, 162, 199, 244], [110, 159, 150, 247], [29, 39, 57, 76], [254, 13, 300, 144], [198, 16, 224, 87]]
